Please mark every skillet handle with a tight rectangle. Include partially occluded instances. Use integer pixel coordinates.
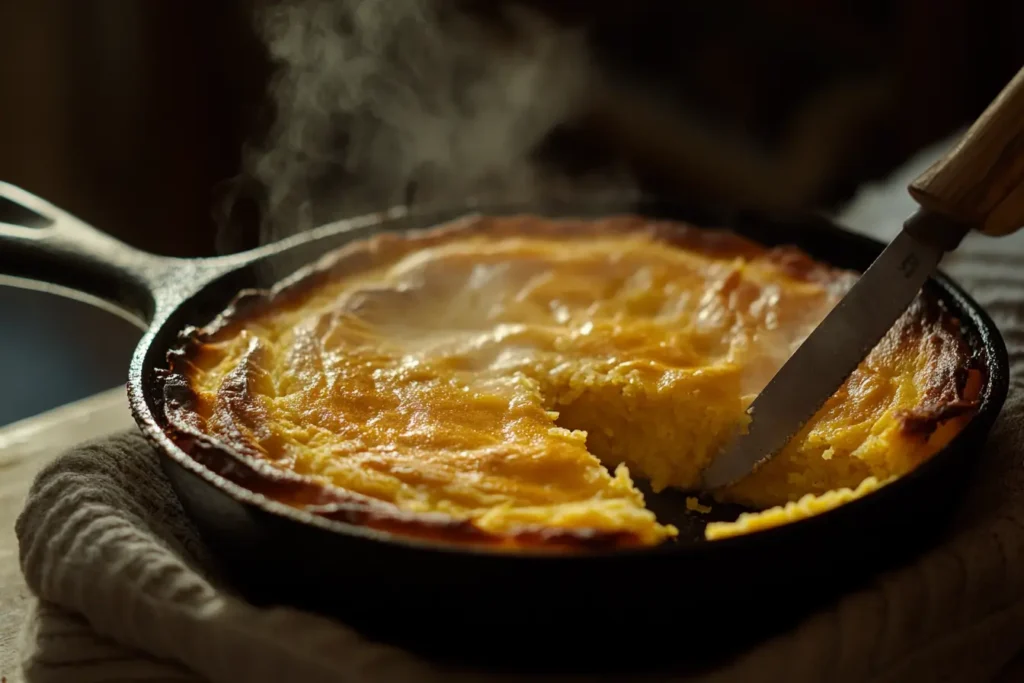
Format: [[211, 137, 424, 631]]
[[0, 182, 184, 327], [908, 66, 1024, 237]]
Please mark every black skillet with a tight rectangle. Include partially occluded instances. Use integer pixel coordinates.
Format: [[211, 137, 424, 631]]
[[0, 181, 1009, 673]]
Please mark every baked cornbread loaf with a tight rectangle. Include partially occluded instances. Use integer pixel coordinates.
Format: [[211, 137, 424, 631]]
[[162, 215, 981, 549]]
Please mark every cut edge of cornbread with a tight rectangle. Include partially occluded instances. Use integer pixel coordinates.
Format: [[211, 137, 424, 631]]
[[161, 213, 982, 550]]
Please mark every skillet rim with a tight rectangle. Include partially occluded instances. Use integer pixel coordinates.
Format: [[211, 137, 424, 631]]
[[127, 200, 1011, 562]]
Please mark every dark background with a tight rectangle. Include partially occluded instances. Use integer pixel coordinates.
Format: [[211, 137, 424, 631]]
[[0, 1, 1021, 425]]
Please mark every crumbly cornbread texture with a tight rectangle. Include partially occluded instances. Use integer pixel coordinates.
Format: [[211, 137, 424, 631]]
[[164, 215, 978, 547]]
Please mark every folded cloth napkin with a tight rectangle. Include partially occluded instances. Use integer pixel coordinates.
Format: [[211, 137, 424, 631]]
[[14, 160, 1024, 682]]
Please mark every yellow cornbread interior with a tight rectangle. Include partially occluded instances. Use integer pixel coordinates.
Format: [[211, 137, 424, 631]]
[[181, 227, 971, 545], [705, 476, 896, 540]]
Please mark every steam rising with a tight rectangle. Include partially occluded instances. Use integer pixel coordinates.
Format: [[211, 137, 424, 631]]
[[246, 0, 625, 244]]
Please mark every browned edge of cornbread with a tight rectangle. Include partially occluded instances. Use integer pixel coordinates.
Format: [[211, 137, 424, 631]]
[[157, 215, 981, 551]]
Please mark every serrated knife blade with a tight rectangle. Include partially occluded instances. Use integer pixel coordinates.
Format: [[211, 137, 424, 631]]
[[700, 210, 969, 490]]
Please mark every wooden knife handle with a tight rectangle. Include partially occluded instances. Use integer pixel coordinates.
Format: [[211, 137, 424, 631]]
[[908, 66, 1024, 236]]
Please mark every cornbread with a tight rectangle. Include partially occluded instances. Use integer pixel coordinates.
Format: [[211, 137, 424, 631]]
[[704, 476, 896, 541], [162, 215, 981, 549]]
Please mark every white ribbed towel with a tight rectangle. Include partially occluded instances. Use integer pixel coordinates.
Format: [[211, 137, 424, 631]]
[[14, 144, 1024, 681]]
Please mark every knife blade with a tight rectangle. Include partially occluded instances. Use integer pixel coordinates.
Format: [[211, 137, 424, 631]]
[[700, 210, 969, 490]]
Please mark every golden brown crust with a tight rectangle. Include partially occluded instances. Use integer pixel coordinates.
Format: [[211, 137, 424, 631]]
[[163, 370, 645, 551], [175, 214, 843, 346], [159, 214, 979, 549], [892, 297, 984, 435]]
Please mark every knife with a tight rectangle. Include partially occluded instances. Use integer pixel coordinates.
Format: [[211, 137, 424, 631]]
[[701, 65, 1024, 491]]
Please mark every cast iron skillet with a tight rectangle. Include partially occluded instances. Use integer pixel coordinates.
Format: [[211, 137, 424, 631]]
[[0, 182, 1009, 673]]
